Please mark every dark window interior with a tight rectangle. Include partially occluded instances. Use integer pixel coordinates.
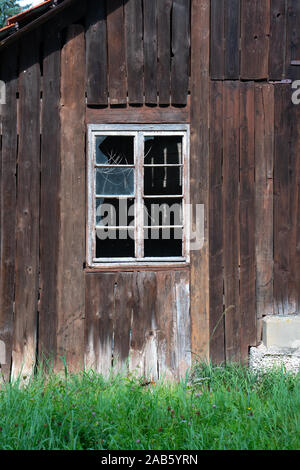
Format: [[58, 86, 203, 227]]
[[93, 133, 186, 261], [96, 229, 135, 258]]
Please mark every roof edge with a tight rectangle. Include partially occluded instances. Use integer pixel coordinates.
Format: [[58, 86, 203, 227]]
[[0, 0, 77, 50]]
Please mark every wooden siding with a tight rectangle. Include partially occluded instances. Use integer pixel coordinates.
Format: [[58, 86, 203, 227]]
[[190, 0, 210, 359], [211, 0, 300, 80], [0, 0, 300, 380], [85, 0, 191, 106], [85, 271, 191, 379]]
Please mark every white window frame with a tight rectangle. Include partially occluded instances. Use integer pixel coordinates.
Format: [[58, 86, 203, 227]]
[[87, 124, 190, 267]]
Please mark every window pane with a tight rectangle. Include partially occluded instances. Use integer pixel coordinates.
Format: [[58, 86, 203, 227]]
[[96, 136, 134, 165], [144, 136, 182, 165], [144, 227, 183, 257], [144, 198, 183, 226], [144, 165, 183, 195], [96, 167, 134, 196], [96, 198, 135, 227], [96, 228, 135, 258]]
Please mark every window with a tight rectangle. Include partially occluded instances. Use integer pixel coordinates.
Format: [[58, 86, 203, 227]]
[[87, 124, 190, 266]]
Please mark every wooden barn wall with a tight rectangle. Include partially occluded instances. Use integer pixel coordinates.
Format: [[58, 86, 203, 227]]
[[210, 0, 300, 81], [0, 0, 300, 380], [209, 0, 300, 363], [0, 0, 193, 382]]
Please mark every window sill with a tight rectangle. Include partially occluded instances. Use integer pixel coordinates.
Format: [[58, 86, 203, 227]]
[[85, 262, 190, 273]]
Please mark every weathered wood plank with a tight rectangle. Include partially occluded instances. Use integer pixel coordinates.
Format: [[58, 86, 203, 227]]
[[269, 0, 287, 80], [155, 272, 177, 380], [274, 84, 290, 315], [157, 0, 172, 105], [0, 45, 18, 382], [174, 270, 191, 378], [223, 81, 240, 362], [85, 0, 108, 105], [129, 272, 158, 378], [86, 102, 190, 123], [155, 271, 191, 380], [57, 25, 86, 372], [241, 0, 270, 80], [190, 0, 210, 360], [209, 81, 225, 364], [106, 0, 127, 105], [295, 124, 300, 313], [286, 0, 300, 79], [210, 0, 225, 79], [255, 84, 274, 327], [85, 270, 191, 380], [39, 28, 61, 364], [239, 82, 256, 360], [224, 0, 240, 79], [125, 0, 144, 104], [12, 31, 40, 380], [143, 0, 157, 104], [288, 93, 300, 313], [113, 272, 133, 372], [171, 0, 190, 105], [85, 273, 115, 375]]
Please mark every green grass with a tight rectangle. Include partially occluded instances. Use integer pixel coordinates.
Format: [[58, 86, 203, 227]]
[[0, 362, 299, 450]]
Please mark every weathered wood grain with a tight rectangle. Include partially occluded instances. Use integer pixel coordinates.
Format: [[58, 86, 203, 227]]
[[85, 270, 191, 380], [223, 81, 240, 362], [125, 0, 144, 104], [85, 0, 108, 105], [174, 271, 191, 378], [286, 0, 300, 79], [143, 0, 158, 104], [210, 0, 225, 79], [86, 102, 190, 123], [288, 91, 300, 313], [295, 116, 300, 313], [209, 81, 225, 364], [224, 0, 240, 79], [129, 272, 158, 377], [255, 84, 274, 326], [171, 0, 190, 105], [85, 273, 115, 375], [155, 271, 191, 380], [57, 25, 86, 372], [190, 0, 210, 360], [241, 0, 270, 80], [269, 0, 287, 80], [39, 28, 61, 364], [157, 0, 172, 105], [106, 0, 127, 105], [274, 84, 290, 315], [113, 272, 133, 372], [13, 31, 40, 380], [239, 82, 256, 360], [0, 45, 18, 382]]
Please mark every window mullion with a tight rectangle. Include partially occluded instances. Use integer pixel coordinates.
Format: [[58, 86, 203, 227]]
[[135, 132, 144, 258]]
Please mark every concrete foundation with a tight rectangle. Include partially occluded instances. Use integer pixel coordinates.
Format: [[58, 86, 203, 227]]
[[250, 315, 300, 374], [262, 315, 300, 348]]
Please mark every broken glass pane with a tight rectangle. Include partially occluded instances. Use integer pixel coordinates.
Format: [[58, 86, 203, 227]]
[[96, 135, 134, 165], [96, 167, 134, 196]]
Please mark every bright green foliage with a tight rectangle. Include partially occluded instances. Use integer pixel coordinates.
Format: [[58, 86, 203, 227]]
[[0, 362, 299, 450], [0, 1, 31, 29]]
